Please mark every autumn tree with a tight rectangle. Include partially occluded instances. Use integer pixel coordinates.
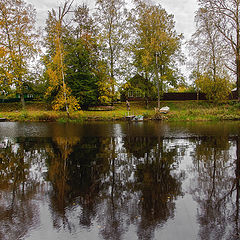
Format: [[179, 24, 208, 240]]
[[189, 7, 232, 102], [198, 0, 240, 100], [130, 0, 183, 107], [0, 0, 39, 108], [189, 135, 238, 239], [44, 0, 79, 114], [47, 137, 80, 212], [94, 0, 127, 101], [64, 4, 112, 109], [74, 3, 95, 39]]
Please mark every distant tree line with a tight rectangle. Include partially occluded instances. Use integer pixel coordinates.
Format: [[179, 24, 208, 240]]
[[0, 0, 239, 111]]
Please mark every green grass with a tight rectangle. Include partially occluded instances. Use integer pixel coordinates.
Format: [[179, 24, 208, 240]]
[[0, 100, 240, 122]]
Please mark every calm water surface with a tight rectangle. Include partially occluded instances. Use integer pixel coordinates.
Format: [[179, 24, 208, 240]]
[[0, 121, 240, 240]]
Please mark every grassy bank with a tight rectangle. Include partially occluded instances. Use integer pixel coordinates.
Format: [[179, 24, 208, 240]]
[[0, 100, 240, 122]]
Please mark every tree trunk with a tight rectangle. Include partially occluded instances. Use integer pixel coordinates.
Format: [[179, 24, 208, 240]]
[[237, 56, 240, 101], [236, 3, 240, 101], [20, 93, 25, 110], [20, 82, 25, 110], [157, 78, 160, 109], [155, 54, 160, 109], [110, 46, 115, 101], [235, 136, 240, 237]]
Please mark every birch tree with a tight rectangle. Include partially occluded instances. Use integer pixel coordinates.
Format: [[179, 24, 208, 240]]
[[198, 0, 240, 100], [0, 0, 39, 108], [188, 7, 232, 101], [44, 0, 79, 114], [131, 0, 183, 107], [94, 0, 127, 100]]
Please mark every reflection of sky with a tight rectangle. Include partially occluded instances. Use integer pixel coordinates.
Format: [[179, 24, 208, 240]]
[[29, 152, 48, 184], [0, 122, 49, 137], [0, 137, 15, 148], [0, 123, 19, 137], [156, 194, 198, 239], [1, 121, 239, 138], [113, 124, 123, 138]]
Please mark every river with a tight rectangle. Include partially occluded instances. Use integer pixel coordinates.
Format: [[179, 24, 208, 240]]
[[0, 121, 239, 240]]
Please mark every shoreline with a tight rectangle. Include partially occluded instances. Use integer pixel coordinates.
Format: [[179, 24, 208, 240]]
[[1, 111, 240, 123], [0, 100, 240, 122]]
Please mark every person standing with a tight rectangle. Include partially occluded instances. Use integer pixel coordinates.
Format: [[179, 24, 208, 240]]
[[126, 100, 130, 111]]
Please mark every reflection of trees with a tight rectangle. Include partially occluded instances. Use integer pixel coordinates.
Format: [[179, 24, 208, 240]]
[[46, 136, 112, 233], [95, 137, 183, 240], [97, 137, 130, 240], [44, 135, 183, 240], [68, 137, 110, 227], [46, 137, 80, 230], [123, 136, 158, 158], [134, 138, 183, 240], [229, 136, 240, 240], [0, 140, 29, 194], [0, 138, 48, 240], [48, 137, 80, 202], [189, 136, 240, 240], [2, 122, 240, 239]]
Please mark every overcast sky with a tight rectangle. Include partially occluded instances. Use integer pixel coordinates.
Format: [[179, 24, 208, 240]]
[[25, 0, 199, 41], [25, 0, 199, 78], [155, 0, 199, 40]]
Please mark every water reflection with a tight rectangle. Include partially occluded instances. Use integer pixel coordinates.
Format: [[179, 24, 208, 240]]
[[189, 136, 240, 240], [0, 138, 49, 240], [0, 122, 239, 239]]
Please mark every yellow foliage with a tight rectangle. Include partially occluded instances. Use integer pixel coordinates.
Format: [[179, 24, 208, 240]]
[[52, 85, 80, 112], [0, 0, 39, 101], [98, 95, 110, 103], [45, 18, 80, 112], [196, 73, 231, 102], [132, 1, 182, 78], [53, 137, 80, 160], [0, 47, 6, 58], [122, 82, 132, 89], [96, 62, 113, 104]]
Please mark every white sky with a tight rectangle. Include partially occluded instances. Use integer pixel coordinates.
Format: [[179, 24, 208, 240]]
[[25, 0, 199, 79], [25, 0, 198, 40], [154, 0, 199, 39]]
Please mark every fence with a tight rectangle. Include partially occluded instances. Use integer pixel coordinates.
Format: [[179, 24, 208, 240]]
[[162, 92, 207, 101], [127, 91, 237, 101], [0, 98, 36, 103]]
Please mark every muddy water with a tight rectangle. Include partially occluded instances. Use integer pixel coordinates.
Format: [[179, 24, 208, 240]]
[[0, 121, 239, 240]]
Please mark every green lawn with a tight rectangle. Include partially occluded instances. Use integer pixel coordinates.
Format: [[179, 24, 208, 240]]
[[0, 100, 240, 122]]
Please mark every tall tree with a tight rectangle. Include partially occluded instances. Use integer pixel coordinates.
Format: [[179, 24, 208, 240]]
[[74, 3, 95, 39], [64, 4, 112, 109], [130, 0, 183, 108], [0, 0, 39, 108], [188, 7, 232, 102], [94, 0, 127, 100], [198, 0, 240, 100], [44, 0, 79, 114]]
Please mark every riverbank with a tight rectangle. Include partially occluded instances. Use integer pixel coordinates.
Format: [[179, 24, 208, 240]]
[[0, 100, 240, 122]]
